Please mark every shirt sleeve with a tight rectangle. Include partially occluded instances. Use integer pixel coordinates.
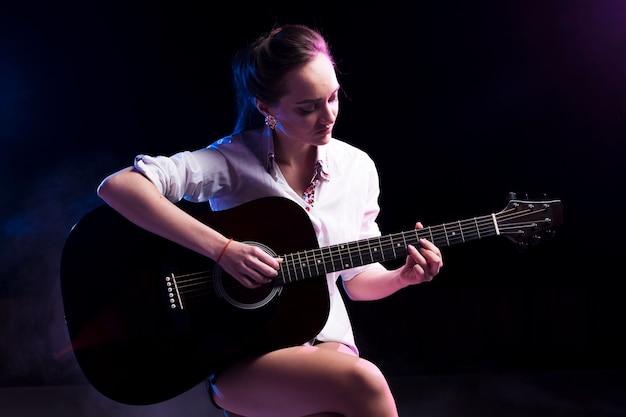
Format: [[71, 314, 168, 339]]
[[134, 148, 232, 203]]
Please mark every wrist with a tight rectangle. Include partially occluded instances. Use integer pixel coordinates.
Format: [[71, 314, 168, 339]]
[[216, 238, 233, 264]]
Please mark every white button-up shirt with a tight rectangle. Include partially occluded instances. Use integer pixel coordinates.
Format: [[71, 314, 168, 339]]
[[134, 126, 385, 355]]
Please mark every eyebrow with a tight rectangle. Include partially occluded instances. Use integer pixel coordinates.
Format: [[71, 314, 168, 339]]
[[294, 85, 341, 105]]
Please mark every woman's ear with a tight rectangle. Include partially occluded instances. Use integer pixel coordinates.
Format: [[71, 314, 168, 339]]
[[254, 98, 271, 118], [255, 98, 277, 130]]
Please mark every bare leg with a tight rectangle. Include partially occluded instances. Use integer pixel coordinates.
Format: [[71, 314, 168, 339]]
[[212, 342, 398, 417]]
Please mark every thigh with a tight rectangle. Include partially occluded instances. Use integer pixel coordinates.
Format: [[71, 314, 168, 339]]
[[212, 342, 389, 417]]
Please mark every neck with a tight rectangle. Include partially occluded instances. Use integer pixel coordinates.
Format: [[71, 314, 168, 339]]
[[272, 133, 317, 168]]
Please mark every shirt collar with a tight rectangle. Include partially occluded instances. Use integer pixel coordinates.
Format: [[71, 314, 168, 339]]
[[314, 146, 330, 182]]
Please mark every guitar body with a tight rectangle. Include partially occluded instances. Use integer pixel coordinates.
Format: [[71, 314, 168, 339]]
[[60, 197, 329, 405]]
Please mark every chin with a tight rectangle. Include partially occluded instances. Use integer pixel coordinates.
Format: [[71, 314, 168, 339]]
[[318, 133, 332, 144]]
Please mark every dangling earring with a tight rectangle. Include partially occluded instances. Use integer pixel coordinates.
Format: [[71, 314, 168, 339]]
[[265, 114, 277, 130]]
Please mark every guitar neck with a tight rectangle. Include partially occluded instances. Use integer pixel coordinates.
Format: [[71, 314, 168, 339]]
[[277, 213, 498, 283]]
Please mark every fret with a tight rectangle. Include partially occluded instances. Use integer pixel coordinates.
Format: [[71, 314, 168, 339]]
[[357, 240, 369, 265], [425, 227, 434, 244], [281, 252, 296, 283], [385, 236, 396, 261], [476, 214, 497, 239], [333, 244, 344, 271], [400, 231, 409, 249], [442, 223, 450, 246], [353, 240, 364, 267], [371, 236, 385, 263], [301, 248, 315, 279], [379, 236, 392, 262], [461, 217, 480, 241], [397, 233, 409, 258], [318, 246, 333, 274], [342, 243, 354, 269], [348, 243, 361, 268], [386, 234, 406, 261], [406, 229, 421, 247], [473, 217, 481, 240], [294, 251, 305, 280], [346, 241, 362, 269], [366, 238, 379, 264], [309, 248, 322, 277], [327, 244, 344, 272], [427, 224, 447, 248], [444, 221, 464, 246]]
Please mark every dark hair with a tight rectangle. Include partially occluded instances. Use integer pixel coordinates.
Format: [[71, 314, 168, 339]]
[[231, 24, 335, 134]]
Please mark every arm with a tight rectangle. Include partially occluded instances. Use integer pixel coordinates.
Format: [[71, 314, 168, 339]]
[[343, 223, 443, 301], [97, 167, 280, 287]]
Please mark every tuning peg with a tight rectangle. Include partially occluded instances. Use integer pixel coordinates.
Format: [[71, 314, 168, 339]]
[[507, 192, 517, 201], [517, 242, 529, 253], [530, 235, 542, 246]]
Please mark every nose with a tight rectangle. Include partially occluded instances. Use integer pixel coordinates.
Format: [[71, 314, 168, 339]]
[[320, 103, 337, 126]]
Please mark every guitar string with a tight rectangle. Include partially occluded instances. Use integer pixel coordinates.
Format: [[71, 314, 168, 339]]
[[172, 206, 554, 305], [173, 206, 552, 303], [174, 208, 546, 299]]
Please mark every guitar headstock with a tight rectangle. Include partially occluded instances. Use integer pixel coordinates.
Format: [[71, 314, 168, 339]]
[[495, 197, 563, 246]]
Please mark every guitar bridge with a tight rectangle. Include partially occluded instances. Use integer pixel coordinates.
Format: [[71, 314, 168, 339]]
[[165, 273, 184, 310]]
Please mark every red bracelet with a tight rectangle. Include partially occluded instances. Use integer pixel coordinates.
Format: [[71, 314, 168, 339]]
[[216, 238, 233, 264]]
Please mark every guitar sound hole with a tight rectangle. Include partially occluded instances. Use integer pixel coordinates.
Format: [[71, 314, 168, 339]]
[[223, 275, 276, 303], [213, 240, 282, 310]]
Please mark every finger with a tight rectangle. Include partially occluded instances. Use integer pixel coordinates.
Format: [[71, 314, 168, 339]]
[[241, 267, 275, 285], [407, 244, 426, 264], [418, 238, 437, 251], [240, 275, 264, 289], [248, 263, 279, 280], [410, 242, 442, 276], [251, 248, 282, 275], [408, 245, 432, 274], [419, 239, 443, 258], [412, 263, 433, 282]]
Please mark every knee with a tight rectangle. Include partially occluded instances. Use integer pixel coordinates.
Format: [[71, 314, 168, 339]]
[[344, 359, 391, 400]]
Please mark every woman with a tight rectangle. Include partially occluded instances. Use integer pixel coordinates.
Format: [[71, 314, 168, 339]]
[[97, 23, 443, 417]]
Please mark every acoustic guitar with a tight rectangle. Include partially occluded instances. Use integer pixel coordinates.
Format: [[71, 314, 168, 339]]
[[59, 195, 562, 405]]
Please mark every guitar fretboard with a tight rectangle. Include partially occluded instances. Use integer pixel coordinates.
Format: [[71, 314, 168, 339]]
[[277, 213, 498, 283]]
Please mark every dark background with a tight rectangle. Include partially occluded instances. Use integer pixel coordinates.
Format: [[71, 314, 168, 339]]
[[1, 0, 625, 388]]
